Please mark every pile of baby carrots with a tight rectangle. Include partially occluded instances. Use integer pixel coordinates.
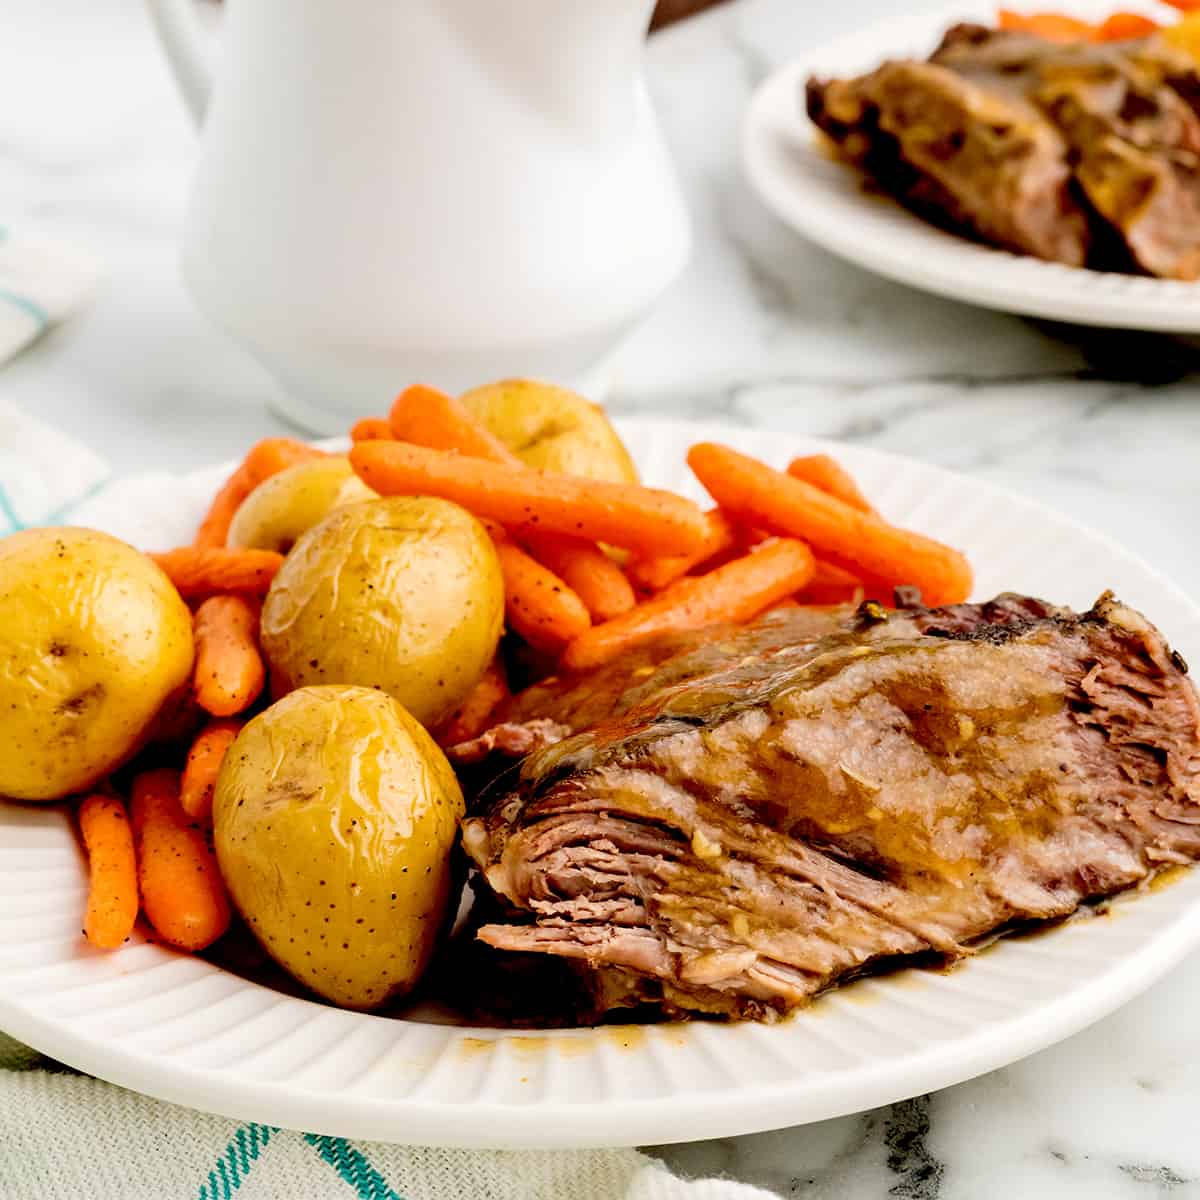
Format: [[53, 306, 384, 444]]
[[80, 383, 972, 954], [344, 386, 971, 671], [996, 3, 1197, 43]]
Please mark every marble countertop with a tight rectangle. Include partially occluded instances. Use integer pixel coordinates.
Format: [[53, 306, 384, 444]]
[[7, 0, 1200, 1194]]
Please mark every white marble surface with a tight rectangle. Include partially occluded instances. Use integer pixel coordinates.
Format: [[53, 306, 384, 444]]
[[6, 0, 1200, 1194]]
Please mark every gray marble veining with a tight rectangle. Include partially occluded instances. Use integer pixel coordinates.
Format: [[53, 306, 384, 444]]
[[5, 0, 1200, 1194]]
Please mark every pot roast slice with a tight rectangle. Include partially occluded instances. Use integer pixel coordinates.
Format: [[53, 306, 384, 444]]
[[931, 25, 1200, 280], [806, 23, 1200, 278], [459, 596, 1200, 1020], [806, 58, 1090, 265]]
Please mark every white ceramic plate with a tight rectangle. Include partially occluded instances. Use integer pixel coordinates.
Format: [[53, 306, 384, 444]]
[[742, 1, 1200, 331], [4, 417, 1200, 1149]]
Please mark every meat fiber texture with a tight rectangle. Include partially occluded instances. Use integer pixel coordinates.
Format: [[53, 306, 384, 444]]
[[458, 595, 1200, 1021], [807, 25, 1200, 279]]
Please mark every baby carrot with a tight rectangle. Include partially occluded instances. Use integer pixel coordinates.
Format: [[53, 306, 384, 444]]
[[799, 559, 864, 606], [786, 454, 875, 515], [522, 532, 636, 622], [1094, 11, 1158, 39], [626, 509, 740, 593], [734, 522, 771, 549], [195, 439, 326, 547], [151, 547, 284, 600], [388, 388, 638, 617], [350, 441, 710, 558], [389, 384, 522, 464], [561, 538, 815, 673], [194, 473, 255, 550], [434, 658, 510, 746], [687, 443, 972, 607], [996, 9, 1097, 40], [192, 595, 265, 717], [493, 536, 591, 654], [350, 416, 393, 442], [181, 720, 242, 820], [131, 769, 231, 952], [79, 793, 138, 950], [388, 384, 670, 622], [241, 438, 327, 486]]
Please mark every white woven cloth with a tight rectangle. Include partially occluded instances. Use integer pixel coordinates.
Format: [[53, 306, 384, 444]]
[[0, 403, 776, 1199], [0, 228, 98, 365], [0, 1031, 769, 1200], [0, 230, 103, 532]]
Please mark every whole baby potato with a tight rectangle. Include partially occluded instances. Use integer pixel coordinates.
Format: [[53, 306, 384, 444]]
[[260, 497, 503, 727], [213, 685, 464, 1009], [0, 527, 194, 801], [227, 457, 375, 554], [460, 379, 638, 484]]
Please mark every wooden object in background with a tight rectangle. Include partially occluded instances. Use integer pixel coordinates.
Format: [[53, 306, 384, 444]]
[[651, 0, 730, 30]]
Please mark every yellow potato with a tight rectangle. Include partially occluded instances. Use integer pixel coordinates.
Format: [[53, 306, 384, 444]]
[[460, 379, 638, 483], [214, 685, 464, 1009], [260, 497, 503, 727], [227, 457, 375, 554], [0, 527, 194, 801]]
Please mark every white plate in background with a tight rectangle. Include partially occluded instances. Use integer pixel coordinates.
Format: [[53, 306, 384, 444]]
[[3, 417, 1200, 1147], [742, 2, 1200, 331]]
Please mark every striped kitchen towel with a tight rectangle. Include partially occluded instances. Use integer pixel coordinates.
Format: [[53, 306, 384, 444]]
[[0, 229, 103, 532], [0, 228, 98, 365], [0, 401, 110, 534], [0, 1022, 773, 1199]]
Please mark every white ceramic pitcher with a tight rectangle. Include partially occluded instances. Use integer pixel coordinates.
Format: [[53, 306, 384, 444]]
[[146, 0, 692, 432]]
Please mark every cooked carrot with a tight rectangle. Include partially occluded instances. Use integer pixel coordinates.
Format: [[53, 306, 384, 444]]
[[192, 595, 265, 717], [242, 438, 327, 485], [78, 793, 138, 950], [492, 536, 591, 653], [351, 441, 710, 558], [1163, 0, 1200, 10], [194, 473, 255, 550], [522, 532, 636, 622], [131, 769, 231, 952], [152, 547, 284, 600], [389, 384, 522, 465], [996, 9, 1097, 39], [735, 522, 771, 549], [388, 387, 640, 615], [787, 454, 875, 515], [483, 520, 596, 646], [181, 720, 242, 820], [434, 659, 510, 746], [626, 509, 740, 593], [350, 416, 393, 443], [687, 443, 972, 607], [561, 538, 815, 673], [1094, 11, 1159, 39], [799, 559, 865, 606], [194, 439, 326, 547]]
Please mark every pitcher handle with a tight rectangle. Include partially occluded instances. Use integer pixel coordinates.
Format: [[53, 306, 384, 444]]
[[144, 0, 214, 125]]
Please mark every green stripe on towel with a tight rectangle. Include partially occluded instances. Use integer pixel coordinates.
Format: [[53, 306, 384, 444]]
[[303, 1134, 408, 1200], [0, 483, 23, 534], [197, 1123, 276, 1200], [41, 475, 111, 526], [0, 287, 49, 327]]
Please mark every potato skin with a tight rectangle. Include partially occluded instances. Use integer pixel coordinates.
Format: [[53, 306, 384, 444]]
[[227, 457, 375, 554], [0, 527, 194, 801], [460, 379, 638, 484], [260, 497, 503, 727], [213, 685, 464, 1009]]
